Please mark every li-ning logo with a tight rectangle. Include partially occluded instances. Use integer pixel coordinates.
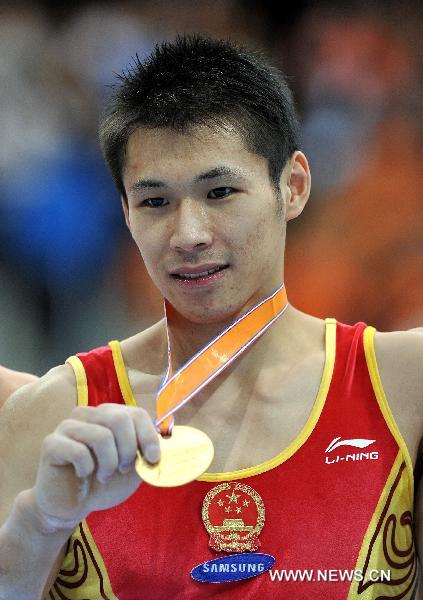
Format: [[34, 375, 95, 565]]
[[325, 436, 379, 464]]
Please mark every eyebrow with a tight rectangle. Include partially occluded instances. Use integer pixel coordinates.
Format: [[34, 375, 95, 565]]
[[130, 179, 164, 192], [194, 166, 248, 183], [130, 166, 249, 193]]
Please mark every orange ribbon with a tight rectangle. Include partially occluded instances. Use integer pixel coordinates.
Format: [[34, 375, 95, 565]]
[[154, 284, 288, 435]]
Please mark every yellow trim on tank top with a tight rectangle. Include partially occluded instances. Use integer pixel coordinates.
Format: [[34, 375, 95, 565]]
[[66, 355, 88, 407], [363, 326, 414, 501], [108, 318, 337, 481], [109, 340, 138, 407], [347, 450, 417, 600]]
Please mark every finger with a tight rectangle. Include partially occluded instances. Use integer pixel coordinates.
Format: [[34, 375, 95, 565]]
[[71, 405, 138, 473], [42, 433, 95, 479], [129, 407, 161, 464], [57, 419, 119, 483]]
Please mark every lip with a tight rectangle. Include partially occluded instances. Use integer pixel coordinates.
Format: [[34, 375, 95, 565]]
[[169, 264, 229, 288], [169, 263, 228, 276]]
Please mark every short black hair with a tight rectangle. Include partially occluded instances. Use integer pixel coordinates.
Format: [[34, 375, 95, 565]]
[[99, 35, 300, 197]]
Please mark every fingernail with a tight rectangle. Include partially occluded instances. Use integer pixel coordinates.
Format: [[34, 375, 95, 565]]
[[145, 444, 160, 464], [119, 462, 134, 474]]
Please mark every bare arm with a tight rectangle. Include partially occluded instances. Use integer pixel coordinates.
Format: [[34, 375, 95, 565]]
[[0, 490, 73, 599], [0, 364, 160, 599], [0, 366, 76, 598]]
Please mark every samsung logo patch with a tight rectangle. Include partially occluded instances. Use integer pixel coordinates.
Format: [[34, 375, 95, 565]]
[[191, 553, 275, 583]]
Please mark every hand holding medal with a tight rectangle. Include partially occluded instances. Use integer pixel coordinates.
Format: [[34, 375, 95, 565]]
[[135, 284, 289, 486]]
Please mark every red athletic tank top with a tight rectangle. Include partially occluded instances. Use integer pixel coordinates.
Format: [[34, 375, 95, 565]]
[[48, 320, 417, 599]]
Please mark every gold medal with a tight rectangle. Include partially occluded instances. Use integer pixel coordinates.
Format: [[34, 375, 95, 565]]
[[135, 425, 214, 487]]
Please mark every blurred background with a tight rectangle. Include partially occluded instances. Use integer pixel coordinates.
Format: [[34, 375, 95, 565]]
[[0, 0, 422, 374]]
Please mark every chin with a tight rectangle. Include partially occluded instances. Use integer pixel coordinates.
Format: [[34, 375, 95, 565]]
[[168, 299, 241, 326], [184, 307, 231, 325]]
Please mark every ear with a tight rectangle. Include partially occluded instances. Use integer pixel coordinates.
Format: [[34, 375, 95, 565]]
[[282, 151, 311, 222], [121, 195, 130, 228]]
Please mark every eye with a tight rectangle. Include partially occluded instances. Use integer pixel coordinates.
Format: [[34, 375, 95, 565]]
[[141, 197, 169, 208], [207, 187, 234, 199]]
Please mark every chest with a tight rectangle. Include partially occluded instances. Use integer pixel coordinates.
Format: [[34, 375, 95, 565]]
[[127, 353, 326, 472]]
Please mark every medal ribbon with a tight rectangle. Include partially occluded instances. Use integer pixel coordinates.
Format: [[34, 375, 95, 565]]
[[155, 283, 288, 435]]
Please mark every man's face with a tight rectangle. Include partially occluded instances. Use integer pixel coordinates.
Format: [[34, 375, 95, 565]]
[[122, 125, 290, 324]]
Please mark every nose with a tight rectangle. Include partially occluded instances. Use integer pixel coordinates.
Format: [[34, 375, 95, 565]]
[[169, 197, 213, 252]]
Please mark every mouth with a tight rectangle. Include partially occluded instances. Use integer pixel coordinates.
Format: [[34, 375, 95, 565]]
[[171, 265, 228, 280], [170, 264, 229, 286]]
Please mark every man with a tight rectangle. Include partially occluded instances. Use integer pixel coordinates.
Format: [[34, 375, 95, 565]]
[[0, 36, 422, 599], [0, 365, 38, 408]]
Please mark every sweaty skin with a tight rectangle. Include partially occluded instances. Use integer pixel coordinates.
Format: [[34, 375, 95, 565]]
[[0, 125, 422, 598]]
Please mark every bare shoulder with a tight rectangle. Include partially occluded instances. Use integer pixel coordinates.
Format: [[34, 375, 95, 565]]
[[118, 320, 167, 417], [0, 363, 77, 522], [373, 328, 423, 464], [0, 365, 39, 409], [374, 328, 423, 396], [1, 362, 77, 428], [120, 318, 167, 376]]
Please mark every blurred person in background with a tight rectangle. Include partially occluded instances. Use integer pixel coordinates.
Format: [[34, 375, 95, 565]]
[[282, 2, 423, 329], [0, 2, 163, 375], [1, 35, 422, 599]]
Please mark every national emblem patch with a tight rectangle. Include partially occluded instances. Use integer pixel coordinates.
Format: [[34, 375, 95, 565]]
[[201, 482, 265, 553]]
